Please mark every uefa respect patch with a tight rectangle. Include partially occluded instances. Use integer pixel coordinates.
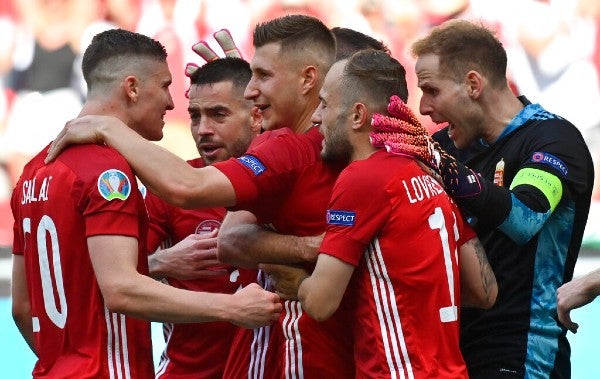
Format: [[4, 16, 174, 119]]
[[97, 169, 132, 201], [327, 210, 356, 226], [238, 155, 266, 176], [530, 152, 568, 178]]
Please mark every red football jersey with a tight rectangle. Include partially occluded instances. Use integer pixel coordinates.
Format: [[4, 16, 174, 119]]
[[320, 151, 471, 379], [215, 127, 354, 378], [144, 158, 257, 379], [11, 144, 154, 379]]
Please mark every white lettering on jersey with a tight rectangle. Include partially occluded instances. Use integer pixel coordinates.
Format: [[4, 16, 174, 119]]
[[402, 174, 444, 204], [21, 176, 52, 205]]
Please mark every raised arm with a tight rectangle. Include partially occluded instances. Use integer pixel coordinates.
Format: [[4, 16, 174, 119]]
[[459, 236, 498, 309], [88, 234, 281, 328], [46, 115, 236, 209], [217, 210, 322, 269]]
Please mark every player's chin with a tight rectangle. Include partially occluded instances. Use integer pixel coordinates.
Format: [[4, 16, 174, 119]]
[[148, 129, 164, 142]]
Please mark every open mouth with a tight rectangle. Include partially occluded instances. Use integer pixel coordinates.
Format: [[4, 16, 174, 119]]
[[200, 144, 220, 153], [255, 104, 270, 114]]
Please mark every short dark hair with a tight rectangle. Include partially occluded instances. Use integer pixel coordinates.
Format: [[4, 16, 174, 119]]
[[331, 27, 390, 61], [411, 19, 507, 87], [253, 14, 335, 66], [82, 28, 167, 92], [341, 49, 408, 112], [189, 57, 251, 90]]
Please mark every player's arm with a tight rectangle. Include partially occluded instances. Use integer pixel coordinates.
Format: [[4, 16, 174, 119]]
[[458, 236, 497, 309], [418, 155, 562, 246], [149, 231, 227, 280], [46, 115, 236, 209], [297, 254, 354, 322], [11, 255, 37, 356], [88, 235, 281, 328], [218, 210, 322, 268], [557, 268, 600, 333]]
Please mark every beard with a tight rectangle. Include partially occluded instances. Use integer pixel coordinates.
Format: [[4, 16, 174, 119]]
[[321, 133, 353, 165]]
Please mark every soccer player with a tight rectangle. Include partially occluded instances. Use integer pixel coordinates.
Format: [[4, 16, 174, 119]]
[[10, 29, 281, 378], [146, 57, 262, 378], [267, 49, 497, 378], [371, 19, 594, 378]]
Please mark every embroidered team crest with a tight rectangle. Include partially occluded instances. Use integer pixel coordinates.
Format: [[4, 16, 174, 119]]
[[530, 152, 568, 178], [195, 219, 221, 235], [327, 210, 356, 226], [97, 169, 132, 201]]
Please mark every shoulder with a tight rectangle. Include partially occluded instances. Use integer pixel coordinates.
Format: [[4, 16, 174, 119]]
[[56, 145, 136, 190], [244, 127, 322, 166], [337, 151, 417, 190]]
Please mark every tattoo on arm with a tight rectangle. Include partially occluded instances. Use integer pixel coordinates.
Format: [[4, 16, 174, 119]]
[[471, 238, 496, 303]]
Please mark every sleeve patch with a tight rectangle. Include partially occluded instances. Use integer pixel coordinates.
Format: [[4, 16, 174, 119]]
[[237, 155, 266, 176], [530, 152, 568, 178], [97, 169, 132, 201], [327, 210, 356, 226]]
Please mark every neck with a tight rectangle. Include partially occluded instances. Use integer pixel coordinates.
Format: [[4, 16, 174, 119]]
[[351, 138, 377, 162], [480, 88, 524, 143], [294, 96, 321, 134], [79, 100, 125, 121]]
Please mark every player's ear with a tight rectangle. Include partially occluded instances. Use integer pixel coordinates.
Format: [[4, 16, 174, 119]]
[[250, 106, 263, 134], [352, 102, 368, 131], [300, 65, 318, 95], [465, 70, 483, 99], [124, 76, 140, 102]]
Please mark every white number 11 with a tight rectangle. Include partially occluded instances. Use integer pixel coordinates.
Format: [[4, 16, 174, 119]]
[[428, 207, 458, 323]]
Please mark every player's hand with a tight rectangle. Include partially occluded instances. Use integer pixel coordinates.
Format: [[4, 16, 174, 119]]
[[185, 29, 243, 78], [149, 230, 228, 280], [229, 283, 282, 328], [261, 263, 310, 300], [46, 115, 124, 163], [556, 276, 596, 333]]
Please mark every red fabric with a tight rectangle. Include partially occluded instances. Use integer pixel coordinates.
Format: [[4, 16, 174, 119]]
[[215, 127, 355, 378], [145, 158, 256, 378], [320, 151, 470, 378], [11, 144, 153, 378]]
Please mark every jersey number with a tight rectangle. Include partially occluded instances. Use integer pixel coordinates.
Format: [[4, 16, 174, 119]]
[[23, 216, 68, 329], [428, 207, 458, 323]]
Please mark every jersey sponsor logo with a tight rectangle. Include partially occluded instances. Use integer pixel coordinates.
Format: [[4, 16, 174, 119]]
[[327, 210, 356, 226], [97, 169, 132, 201], [530, 152, 568, 177], [195, 219, 221, 235], [238, 155, 266, 176]]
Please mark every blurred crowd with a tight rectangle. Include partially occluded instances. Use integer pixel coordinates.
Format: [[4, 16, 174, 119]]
[[1, 0, 599, 248]]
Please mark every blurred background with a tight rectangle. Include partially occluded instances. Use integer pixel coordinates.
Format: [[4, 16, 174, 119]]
[[0, 0, 599, 377]]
